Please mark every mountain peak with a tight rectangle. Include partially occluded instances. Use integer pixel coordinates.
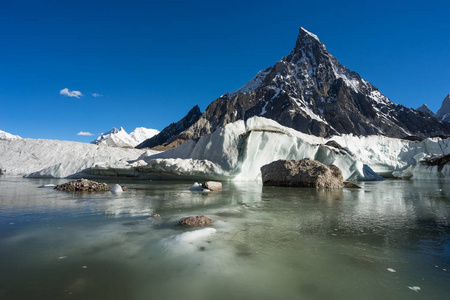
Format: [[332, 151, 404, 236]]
[[416, 104, 435, 116], [299, 27, 321, 42], [437, 94, 450, 122]]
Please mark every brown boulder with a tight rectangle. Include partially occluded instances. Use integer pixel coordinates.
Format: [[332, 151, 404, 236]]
[[202, 181, 222, 191], [343, 181, 361, 189], [260, 158, 343, 188], [179, 216, 213, 227]]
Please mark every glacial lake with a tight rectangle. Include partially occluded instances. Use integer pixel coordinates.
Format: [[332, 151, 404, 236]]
[[0, 176, 449, 300]]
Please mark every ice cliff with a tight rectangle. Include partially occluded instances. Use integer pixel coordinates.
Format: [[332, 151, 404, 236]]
[[0, 138, 156, 178]]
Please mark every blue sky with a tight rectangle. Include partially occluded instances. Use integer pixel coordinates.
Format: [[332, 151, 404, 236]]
[[1, 0, 449, 142]]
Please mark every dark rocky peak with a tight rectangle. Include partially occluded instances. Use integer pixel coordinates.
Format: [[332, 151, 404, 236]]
[[437, 94, 450, 122], [135, 105, 202, 150], [416, 104, 436, 117], [144, 27, 450, 149]]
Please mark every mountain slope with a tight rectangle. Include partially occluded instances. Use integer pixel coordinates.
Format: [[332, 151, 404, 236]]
[[136, 105, 202, 150], [149, 28, 450, 148]]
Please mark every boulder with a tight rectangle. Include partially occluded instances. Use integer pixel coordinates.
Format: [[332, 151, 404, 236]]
[[179, 216, 213, 227], [54, 179, 111, 192], [343, 181, 361, 188], [202, 181, 222, 191], [260, 158, 343, 188]]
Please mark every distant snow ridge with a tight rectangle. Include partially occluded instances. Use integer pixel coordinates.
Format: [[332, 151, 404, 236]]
[[92, 127, 159, 148], [0, 130, 22, 140]]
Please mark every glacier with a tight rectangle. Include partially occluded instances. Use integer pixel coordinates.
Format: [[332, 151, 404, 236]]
[[1, 117, 449, 181], [0, 138, 157, 178]]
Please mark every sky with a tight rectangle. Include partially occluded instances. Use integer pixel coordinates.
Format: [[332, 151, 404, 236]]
[[1, 0, 449, 142]]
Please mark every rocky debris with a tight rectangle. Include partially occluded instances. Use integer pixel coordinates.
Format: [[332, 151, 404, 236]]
[[401, 136, 425, 142], [260, 158, 343, 188], [324, 140, 352, 155], [202, 181, 222, 191], [54, 179, 111, 192], [135, 105, 202, 150], [179, 216, 213, 227], [421, 154, 450, 172], [343, 181, 361, 188]]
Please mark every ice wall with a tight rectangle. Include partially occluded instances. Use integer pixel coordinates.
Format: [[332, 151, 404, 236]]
[[0, 138, 155, 178]]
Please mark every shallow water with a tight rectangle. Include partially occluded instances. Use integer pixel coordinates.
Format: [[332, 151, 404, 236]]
[[0, 177, 449, 300]]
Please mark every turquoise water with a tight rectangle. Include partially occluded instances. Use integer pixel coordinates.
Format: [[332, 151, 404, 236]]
[[0, 176, 449, 300]]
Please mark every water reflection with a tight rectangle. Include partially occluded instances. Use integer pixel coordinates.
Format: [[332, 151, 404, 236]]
[[0, 176, 449, 299]]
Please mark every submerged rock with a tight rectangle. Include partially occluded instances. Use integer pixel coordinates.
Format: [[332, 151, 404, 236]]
[[202, 181, 222, 191], [260, 158, 343, 188], [54, 179, 111, 192], [179, 216, 214, 227], [343, 181, 361, 188]]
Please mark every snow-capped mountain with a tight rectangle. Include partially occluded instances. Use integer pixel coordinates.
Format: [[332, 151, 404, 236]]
[[437, 94, 450, 122], [416, 104, 436, 117], [149, 27, 450, 149], [0, 130, 22, 140], [92, 127, 159, 148], [130, 127, 160, 144]]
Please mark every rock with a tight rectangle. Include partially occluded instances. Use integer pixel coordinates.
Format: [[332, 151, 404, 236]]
[[111, 184, 123, 193], [202, 181, 222, 191], [152, 214, 161, 219], [343, 181, 361, 188], [179, 216, 213, 227], [0, 169, 3, 175], [260, 158, 343, 188], [54, 179, 111, 192]]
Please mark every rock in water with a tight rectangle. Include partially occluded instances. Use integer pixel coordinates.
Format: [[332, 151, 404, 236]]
[[343, 181, 361, 188], [260, 158, 343, 188], [54, 179, 111, 192], [179, 216, 214, 227], [202, 181, 222, 191]]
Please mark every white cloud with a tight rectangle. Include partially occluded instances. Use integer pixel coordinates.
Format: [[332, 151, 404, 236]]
[[77, 131, 94, 136], [60, 88, 83, 98], [91, 92, 103, 97]]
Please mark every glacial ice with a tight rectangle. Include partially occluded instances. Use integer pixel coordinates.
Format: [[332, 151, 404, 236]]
[[1, 117, 449, 181], [0, 138, 156, 177]]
